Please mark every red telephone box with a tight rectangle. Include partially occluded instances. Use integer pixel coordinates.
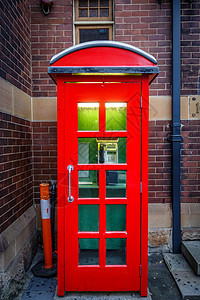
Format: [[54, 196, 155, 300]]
[[48, 41, 158, 297]]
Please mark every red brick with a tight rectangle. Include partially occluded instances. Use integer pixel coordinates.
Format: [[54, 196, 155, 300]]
[[1, 1, 200, 231]]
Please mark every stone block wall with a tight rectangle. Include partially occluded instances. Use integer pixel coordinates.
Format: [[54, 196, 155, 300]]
[[0, 0, 33, 231], [0, 2, 36, 298], [0, 207, 37, 300]]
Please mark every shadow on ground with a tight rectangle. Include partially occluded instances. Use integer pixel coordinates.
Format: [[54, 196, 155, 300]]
[[148, 253, 182, 300], [15, 252, 183, 300]]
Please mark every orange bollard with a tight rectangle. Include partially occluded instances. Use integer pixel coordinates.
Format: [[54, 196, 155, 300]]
[[40, 183, 53, 269]]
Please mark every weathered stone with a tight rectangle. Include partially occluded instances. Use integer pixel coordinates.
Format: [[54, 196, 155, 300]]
[[164, 254, 200, 300], [148, 203, 172, 228], [163, 253, 191, 272], [181, 203, 200, 228], [0, 229, 37, 300], [182, 229, 200, 241], [0, 255, 25, 300], [182, 241, 200, 275], [148, 230, 171, 248], [0, 206, 36, 272]]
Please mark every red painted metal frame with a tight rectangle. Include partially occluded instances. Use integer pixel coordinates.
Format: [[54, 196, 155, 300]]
[[51, 47, 155, 68], [140, 76, 149, 297], [56, 75, 149, 296], [57, 76, 65, 296], [56, 76, 150, 295], [52, 41, 157, 298]]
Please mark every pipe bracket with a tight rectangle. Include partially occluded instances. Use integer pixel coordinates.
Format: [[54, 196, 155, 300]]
[[167, 134, 183, 142]]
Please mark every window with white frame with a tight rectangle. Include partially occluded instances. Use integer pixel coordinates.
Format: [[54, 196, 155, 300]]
[[74, 0, 114, 44]]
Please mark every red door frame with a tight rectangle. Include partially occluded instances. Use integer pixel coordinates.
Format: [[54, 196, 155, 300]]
[[57, 75, 149, 297]]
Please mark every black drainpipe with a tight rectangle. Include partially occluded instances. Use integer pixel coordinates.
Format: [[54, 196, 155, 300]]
[[171, 0, 183, 253]]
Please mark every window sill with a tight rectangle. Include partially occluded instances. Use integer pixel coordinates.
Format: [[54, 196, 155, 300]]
[[74, 20, 114, 25]]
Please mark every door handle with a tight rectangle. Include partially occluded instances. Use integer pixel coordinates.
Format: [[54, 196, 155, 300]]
[[67, 165, 74, 203]]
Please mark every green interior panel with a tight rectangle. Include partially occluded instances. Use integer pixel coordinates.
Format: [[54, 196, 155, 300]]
[[106, 238, 126, 249], [106, 103, 127, 131], [79, 238, 99, 250], [78, 103, 127, 132], [79, 205, 99, 232], [106, 204, 126, 231], [118, 138, 126, 163], [78, 103, 99, 131]]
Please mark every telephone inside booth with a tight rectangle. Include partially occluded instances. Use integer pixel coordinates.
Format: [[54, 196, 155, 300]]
[[78, 138, 120, 166], [97, 138, 118, 164], [78, 138, 120, 188], [97, 138, 119, 186]]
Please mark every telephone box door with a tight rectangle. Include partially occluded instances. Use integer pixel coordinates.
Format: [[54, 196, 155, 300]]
[[64, 81, 141, 291]]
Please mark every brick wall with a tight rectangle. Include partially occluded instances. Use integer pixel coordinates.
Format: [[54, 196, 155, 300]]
[[0, 112, 33, 234], [149, 120, 172, 203], [149, 119, 200, 204], [30, 0, 200, 97], [32, 121, 57, 204], [181, 120, 200, 202], [181, 0, 200, 95], [30, 0, 199, 206], [30, 0, 173, 97], [1, 0, 200, 234], [0, 0, 33, 234], [31, 0, 73, 97], [115, 0, 172, 97], [0, 0, 31, 95]]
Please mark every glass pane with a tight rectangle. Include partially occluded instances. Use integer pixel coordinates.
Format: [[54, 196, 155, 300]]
[[89, 0, 98, 7], [100, 8, 109, 17], [118, 137, 126, 163], [79, 8, 88, 17], [106, 170, 126, 198], [106, 205, 126, 231], [79, 0, 88, 7], [100, 0, 109, 7], [78, 138, 126, 164], [78, 103, 99, 131], [79, 170, 99, 198], [79, 238, 99, 265], [106, 103, 127, 131], [79, 205, 99, 232], [89, 8, 98, 17], [79, 28, 109, 43], [106, 238, 126, 265]]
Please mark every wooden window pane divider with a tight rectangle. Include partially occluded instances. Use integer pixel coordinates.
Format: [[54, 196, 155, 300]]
[[75, 0, 112, 21], [74, 21, 114, 25], [74, 0, 113, 43]]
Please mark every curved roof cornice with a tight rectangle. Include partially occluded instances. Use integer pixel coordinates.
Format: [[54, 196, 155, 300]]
[[50, 40, 157, 65]]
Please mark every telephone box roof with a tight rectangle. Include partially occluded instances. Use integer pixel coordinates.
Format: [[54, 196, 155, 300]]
[[48, 41, 159, 83]]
